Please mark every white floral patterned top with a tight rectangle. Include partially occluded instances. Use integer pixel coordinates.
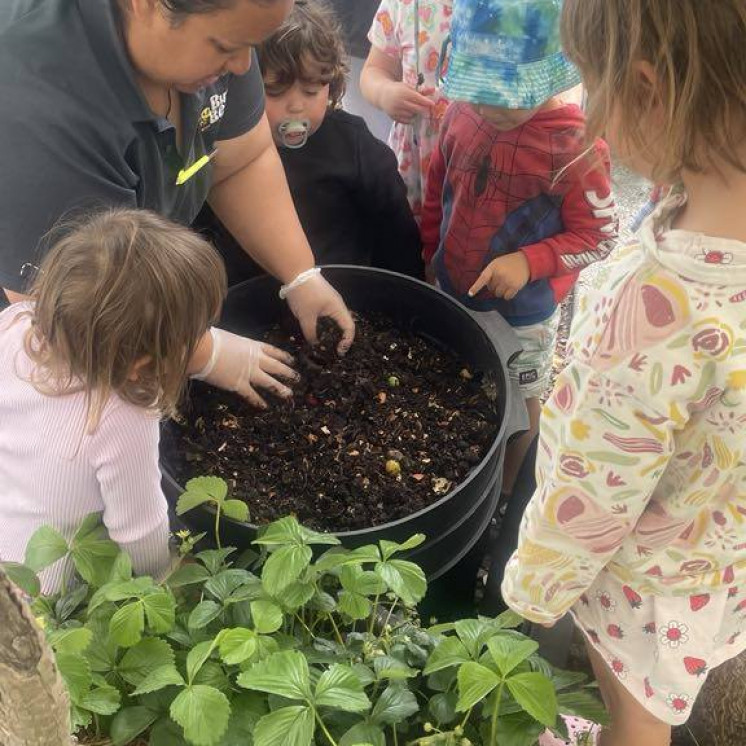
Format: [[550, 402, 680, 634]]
[[503, 193, 746, 623]]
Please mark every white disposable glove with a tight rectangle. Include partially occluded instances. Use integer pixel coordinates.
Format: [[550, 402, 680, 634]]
[[193, 327, 297, 409], [281, 269, 356, 354]]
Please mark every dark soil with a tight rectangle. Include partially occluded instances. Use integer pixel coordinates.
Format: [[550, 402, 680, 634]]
[[162, 314, 501, 532]]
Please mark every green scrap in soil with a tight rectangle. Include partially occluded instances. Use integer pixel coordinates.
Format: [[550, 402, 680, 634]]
[[162, 314, 501, 532]]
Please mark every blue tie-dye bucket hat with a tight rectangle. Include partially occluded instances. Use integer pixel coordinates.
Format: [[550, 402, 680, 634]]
[[443, 0, 581, 109]]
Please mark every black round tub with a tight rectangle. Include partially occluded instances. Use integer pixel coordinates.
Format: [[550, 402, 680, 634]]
[[161, 267, 527, 581]]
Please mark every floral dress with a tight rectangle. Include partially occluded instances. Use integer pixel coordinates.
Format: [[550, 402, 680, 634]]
[[502, 193, 746, 724], [368, 0, 452, 219]]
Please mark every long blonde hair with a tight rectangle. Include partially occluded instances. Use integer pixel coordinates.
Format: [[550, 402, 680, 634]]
[[561, 0, 746, 182], [26, 208, 227, 430]]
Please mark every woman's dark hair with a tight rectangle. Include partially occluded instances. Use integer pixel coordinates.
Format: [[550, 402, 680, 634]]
[[257, 0, 348, 108], [160, 0, 277, 17]]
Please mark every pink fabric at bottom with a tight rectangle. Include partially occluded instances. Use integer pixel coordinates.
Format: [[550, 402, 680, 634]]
[[539, 716, 600, 745]]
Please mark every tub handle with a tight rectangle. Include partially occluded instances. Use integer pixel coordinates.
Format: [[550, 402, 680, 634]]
[[466, 309, 523, 367], [467, 309, 528, 440]]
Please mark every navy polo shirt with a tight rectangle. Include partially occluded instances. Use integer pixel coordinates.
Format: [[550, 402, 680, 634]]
[[0, 0, 265, 292]]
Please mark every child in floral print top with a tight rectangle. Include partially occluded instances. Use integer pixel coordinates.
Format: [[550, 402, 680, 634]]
[[502, 2, 746, 744], [360, 0, 452, 219]]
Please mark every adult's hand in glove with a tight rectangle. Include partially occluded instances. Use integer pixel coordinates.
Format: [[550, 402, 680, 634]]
[[283, 270, 356, 355], [194, 327, 297, 409]]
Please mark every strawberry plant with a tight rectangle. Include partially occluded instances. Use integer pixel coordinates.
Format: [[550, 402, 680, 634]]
[[2, 476, 606, 746]]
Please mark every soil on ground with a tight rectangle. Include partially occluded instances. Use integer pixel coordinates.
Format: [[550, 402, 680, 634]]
[[162, 314, 501, 532]]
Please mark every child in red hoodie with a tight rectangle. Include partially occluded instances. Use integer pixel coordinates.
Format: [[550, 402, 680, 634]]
[[421, 0, 618, 497]]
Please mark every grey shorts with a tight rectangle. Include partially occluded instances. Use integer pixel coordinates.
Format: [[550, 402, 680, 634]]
[[508, 307, 561, 399]]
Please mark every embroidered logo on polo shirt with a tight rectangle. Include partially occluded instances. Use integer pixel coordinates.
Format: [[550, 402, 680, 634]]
[[199, 92, 228, 132]]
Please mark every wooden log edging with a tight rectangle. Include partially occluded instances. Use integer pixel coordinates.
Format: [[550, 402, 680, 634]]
[[0, 567, 72, 746]]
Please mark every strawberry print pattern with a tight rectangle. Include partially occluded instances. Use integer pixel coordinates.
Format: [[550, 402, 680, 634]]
[[596, 590, 616, 612], [683, 656, 707, 677], [566, 569, 746, 725], [623, 585, 643, 609], [689, 594, 710, 612], [538, 715, 600, 746]]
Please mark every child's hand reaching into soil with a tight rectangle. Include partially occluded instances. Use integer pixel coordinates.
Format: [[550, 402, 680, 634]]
[[194, 328, 298, 409], [468, 252, 531, 301]]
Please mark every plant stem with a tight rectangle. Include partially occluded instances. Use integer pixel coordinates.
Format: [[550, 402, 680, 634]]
[[393, 725, 399, 746], [382, 599, 398, 631], [490, 682, 504, 746], [328, 612, 344, 646], [60, 556, 74, 597], [314, 709, 339, 746], [368, 592, 381, 634], [294, 613, 314, 641], [214, 503, 222, 549]]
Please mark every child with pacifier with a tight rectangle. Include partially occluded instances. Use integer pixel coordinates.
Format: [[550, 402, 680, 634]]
[[503, 2, 746, 744], [257, 0, 423, 278], [421, 0, 617, 500], [361, 0, 452, 219], [0, 209, 228, 593]]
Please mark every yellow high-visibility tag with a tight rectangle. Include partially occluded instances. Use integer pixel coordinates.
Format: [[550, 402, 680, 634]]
[[175, 149, 217, 186]]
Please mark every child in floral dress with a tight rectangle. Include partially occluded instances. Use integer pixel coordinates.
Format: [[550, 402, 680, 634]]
[[361, 0, 452, 219], [502, 2, 746, 744]]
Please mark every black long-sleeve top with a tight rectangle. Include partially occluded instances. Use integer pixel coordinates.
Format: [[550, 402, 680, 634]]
[[279, 109, 423, 277], [195, 109, 423, 284]]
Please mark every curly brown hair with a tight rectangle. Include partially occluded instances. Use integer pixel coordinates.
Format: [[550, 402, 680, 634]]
[[562, 0, 746, 182], [257, 0, 348, 109]]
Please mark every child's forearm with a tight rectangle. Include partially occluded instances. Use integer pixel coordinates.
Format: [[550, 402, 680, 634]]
[[360, 47, 401, 110], [360, 65, 395, 109], [189, 331, 213, 376]]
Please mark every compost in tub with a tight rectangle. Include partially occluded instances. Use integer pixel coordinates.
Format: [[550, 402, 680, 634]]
[[161, 267, 525, 581]]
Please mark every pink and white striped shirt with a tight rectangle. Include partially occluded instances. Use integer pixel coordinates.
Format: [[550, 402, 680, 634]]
[[0, 303, 171, 592]]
